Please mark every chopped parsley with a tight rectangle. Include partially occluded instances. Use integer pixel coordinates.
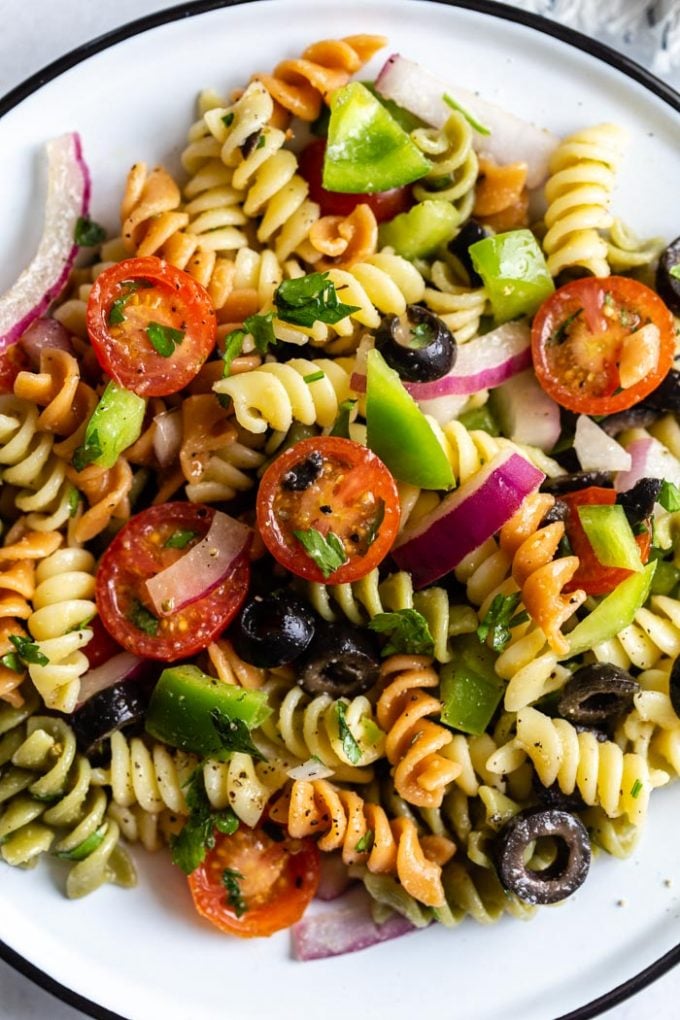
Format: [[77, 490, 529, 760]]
[[0, 652, 23, 673], [330, 398, 357, 439], [364, 500, 385, 549], [369, 608, 434, 657], [243, 311, 277, 356], [476, 592, 528, 652], [409, 321, 434, 348], [222, 328, 245, 378], [74, 215, 107, 247], [170, 770, 239, 875], [128, 599, 159, 636], [222, 868, 248, 917], [292, 528, 347, 578], [335, 701, 362, 765], [551, 307, 583, 345], [658, 479, 680, 513], [108, 279, 149, 325], [164, 529, 197, 549], [67, 485, 81, 517], [146, 321, 185, 358], [355, 830, 374, 853], [669, 264, 680, 280], [210, 708, 265, 761], [256, 134, 266, 150], [630, 778, 643, 799], [8, 634, 49, 667], [442, 92, 491, 135], [72, 429, 103, 473], [222, 112, 235, 128], [274, 272, 360, 328]]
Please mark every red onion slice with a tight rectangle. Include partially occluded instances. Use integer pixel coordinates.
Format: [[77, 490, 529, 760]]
[[19, 317, 74, 366], [375, 55, 558, 188], [492, 369, 561, 453], [146, 510, 251, 617], [292, 889, 417, 961], [615, 436, 680, 492], [152, 408, 183, 467], [574, 414, 632, 473], [393, 450, 544, 588], [315, 854, 352, 902], [0, 133, 91, 350], [77, 651, 145, 706]]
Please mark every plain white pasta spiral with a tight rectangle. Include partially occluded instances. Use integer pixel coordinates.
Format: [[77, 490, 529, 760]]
[[185, 435, 268, 504], [423, 261, 488, 343], [26, 548, 96, 713], [214, 357, 350, 433], [593, 595, 680, 672]]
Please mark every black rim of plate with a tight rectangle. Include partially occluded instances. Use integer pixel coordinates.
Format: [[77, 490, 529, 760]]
[[0, 1, 679, 1018]]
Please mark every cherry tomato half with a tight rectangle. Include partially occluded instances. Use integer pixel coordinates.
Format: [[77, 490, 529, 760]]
[[86, 256, 217, 397], [188, 826, 319, 938], [0, 344, 29, 394], [257, 436, 400, 585], [298, 139, 412, 223], [95, 502, 249, 661], [531, 276, 675, 415], [562, 486, 651, 596]]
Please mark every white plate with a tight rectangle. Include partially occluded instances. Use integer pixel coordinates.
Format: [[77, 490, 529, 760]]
[[0, 2, 679, 1018]]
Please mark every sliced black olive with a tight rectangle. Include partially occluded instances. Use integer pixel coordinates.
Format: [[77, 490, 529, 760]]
[[669, 656, 680, 718], [539, 498, 569, 527], [532, 774, 586, 813], [374, 305, 455, 383], [495, 808, 591, 904], [616, 477, 661, 528], [232, 592, 316, 668], [656, 236, 680, 316], [71, 682, 146, 756], [599, 406, 663, 436], [298, 621, 381, 697], [542, 471, 613, 496], [281, 451, 323, 491], [558, 663, 639, 726], [240, 130, 262, 159], [447, 219, 490, 286], [644, 369, 680, 413]]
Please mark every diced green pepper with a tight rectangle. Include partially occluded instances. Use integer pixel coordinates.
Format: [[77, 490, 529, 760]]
[[378, 200, 459, 260], [565, 561, 657, 658], [458, 403, 500, 436], [145, 665, 271, 760], [365, 349, 454, 490], [73, 380, 146, 471], [323, 82, 431, 193], [577, 504, 642, 572], [362, 82, 425, 133], [469, 229, 554, 323], [439, 634, 504, 736], [649, 555, 680, 596]]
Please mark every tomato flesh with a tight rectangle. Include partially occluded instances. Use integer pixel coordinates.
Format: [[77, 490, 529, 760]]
[[188, 827, 319, 938], [531, 276, 675, 414], [299, 139, 412, 222], [86, 256, 217, 397], [562, 487, 651, 596], [256, 436, 400, 584], [95, 503, 249, 660]]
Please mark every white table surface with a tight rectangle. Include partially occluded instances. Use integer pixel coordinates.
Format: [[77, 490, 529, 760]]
[[0, 1, 678, 1018]]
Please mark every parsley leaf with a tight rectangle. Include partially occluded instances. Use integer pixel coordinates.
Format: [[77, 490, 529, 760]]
[[292, 528, 347, 578], [274, 272, 360, 328], [222, 868, 248, 917], [128, 600, 159, 636], [330, 398, 357, 439], [442, 92, 491, 135], [210, 708, 265, 761], [355, 830, 374, 853], [72, 429, 103, 473], [369, 608, 434, 657], [67, 485, 81, 517], [476, 592, 524, 652], [243, 311, 276, 356], [659, 479, 680, 513], [164, 529, 197, 549], [74, 215, 107, 247], [222, 112, 234, 128], [0, 652, 23, 673], [8, 634, 49, 667], [409, 321, 434, 348], [550, 307, 583, 345], [108, 279, 149, 325], [146, 322, 185, 357], [670, 265, 680, 281], [170, 770, 239, 875], [222, 328, 246, 379], [335, 701, 362, 765]]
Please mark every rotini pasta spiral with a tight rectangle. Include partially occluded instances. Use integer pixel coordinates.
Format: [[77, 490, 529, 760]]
[[26, 546, 96, 713], [411, 112, 478, 222], [214, 357, 350, 434], [488, 706, 668, 825], [0, 700, 135, 897], [423, 260, 488, 343], [259, 678, 384, 782], [592, 594, 680, 672], [376, 655, 461, 808], [542, 123, 627, 277], [285, 777, 455, 907]]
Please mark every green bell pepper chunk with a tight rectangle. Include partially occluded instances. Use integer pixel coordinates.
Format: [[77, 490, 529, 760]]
[[73, 380, 146, 471], [565, 561, 657, 658], [440, 633, 504, 736], [458, 403, 500, 436], [362, 81, 425, 133], [323, 82, 431, 193], [649, 554, 680, 596], [469, 229, 554, 323], [378, 200, 460, 260], [577, 504, 642, 572], [145, 665, 272, 760], [365, 348, 454, 490]]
